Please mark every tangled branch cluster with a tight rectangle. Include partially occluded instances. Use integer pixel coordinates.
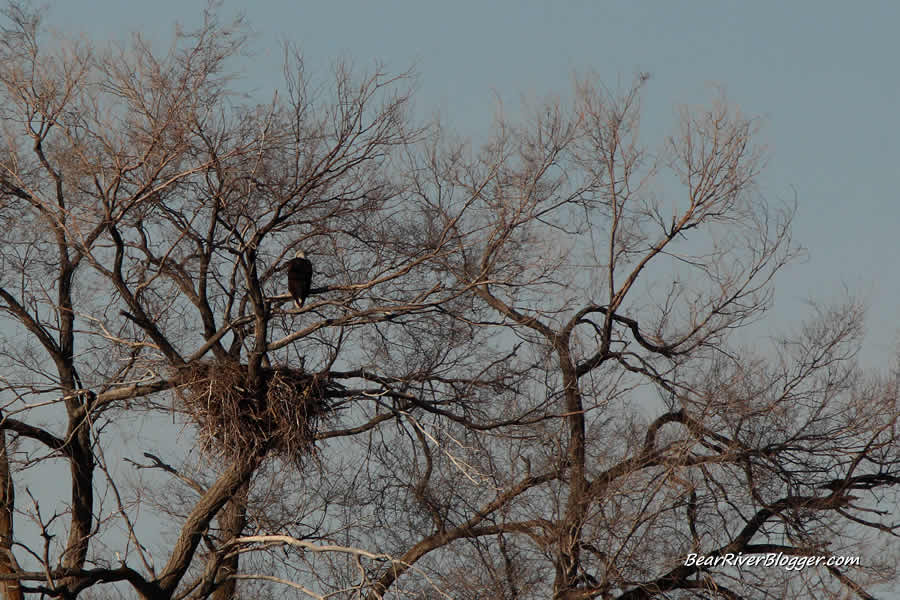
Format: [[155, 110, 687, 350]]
[[173, 361, 326, 462]]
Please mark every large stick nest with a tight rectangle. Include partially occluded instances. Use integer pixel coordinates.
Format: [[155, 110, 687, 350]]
[[173, 360, 328, 461]]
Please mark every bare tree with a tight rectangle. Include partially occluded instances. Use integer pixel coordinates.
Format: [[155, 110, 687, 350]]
[[0, 4, 897, 600]]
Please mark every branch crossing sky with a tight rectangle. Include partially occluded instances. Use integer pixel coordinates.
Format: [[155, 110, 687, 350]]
[[47, 0, 900, 368]]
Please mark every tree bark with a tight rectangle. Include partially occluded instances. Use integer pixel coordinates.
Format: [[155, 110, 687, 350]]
[[0, 429, 22, 600]]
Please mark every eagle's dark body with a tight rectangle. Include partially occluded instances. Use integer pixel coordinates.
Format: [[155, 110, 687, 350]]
[[287, 251, 313, 308]]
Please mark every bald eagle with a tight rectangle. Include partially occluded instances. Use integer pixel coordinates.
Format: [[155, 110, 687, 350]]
[[286, 250, 313, 309]]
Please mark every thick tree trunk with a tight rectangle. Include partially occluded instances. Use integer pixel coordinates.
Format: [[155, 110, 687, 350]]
[[0, 429, 22, 600], [212, 484, 249, 600], [157, 452, 264, 597]]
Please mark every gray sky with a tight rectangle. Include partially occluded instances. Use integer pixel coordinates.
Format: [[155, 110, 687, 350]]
[[46, 1, 900, 369]]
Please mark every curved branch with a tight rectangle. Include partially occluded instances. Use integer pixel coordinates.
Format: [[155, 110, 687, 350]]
[[0, 418, 65, 453]]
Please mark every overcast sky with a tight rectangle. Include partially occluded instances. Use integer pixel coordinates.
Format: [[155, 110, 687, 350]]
[[45, 0, 900, 366]]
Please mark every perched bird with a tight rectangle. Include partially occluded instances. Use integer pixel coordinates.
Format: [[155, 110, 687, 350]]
[[286, 250, 313, 309]]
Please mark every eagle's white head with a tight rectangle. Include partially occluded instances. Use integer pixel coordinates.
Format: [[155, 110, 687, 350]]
[[295, 250, 306, 259]]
